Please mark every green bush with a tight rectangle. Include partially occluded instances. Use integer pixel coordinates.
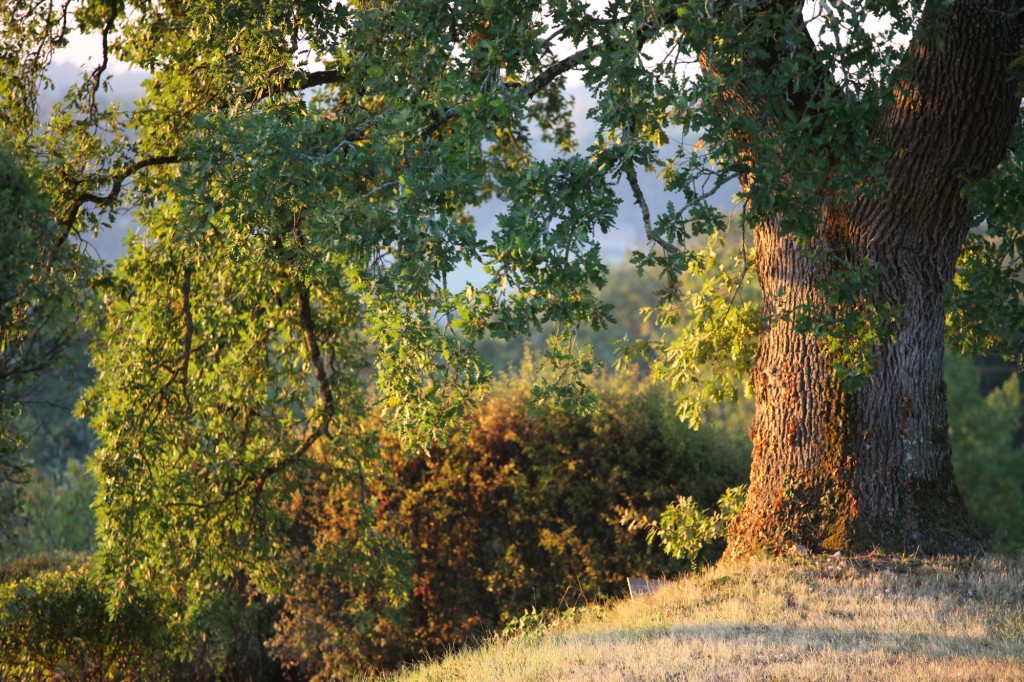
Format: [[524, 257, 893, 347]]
[[0, 561, 284, 681], [0, 567, 165, 680], [623, 485, 747, 568]]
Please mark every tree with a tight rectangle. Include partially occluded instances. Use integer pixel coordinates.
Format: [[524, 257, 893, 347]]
[[0, 137, 93, 546], [0, 0, 101, 545], [946, 354, 1024, 554], [5, 0, 1024, 627], [658, 1, 1024, 557]]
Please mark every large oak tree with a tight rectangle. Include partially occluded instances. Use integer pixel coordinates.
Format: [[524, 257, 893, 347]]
[[717, 1, 1024, 556], [4, 0, 1024, 656]]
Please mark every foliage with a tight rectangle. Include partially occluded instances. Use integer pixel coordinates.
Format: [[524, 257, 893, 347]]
[[0, 566, 165, 680], [950, 132, 1024, 363], [946, 354, 1024, 554], [83, 189, 372, 618], [630, 231, 761, 427], [622, 485, 747, 568], [266, 446, 411, 680], [499, 603, 593, 639], [0, 556, 289, 680], [4, 0, 1024, 673], [0, 138, 93, 546], [1, 460, 98, 560], [477, 261, 665, 374], [787, 259, 902, 391], [272, 374, 749, 675]]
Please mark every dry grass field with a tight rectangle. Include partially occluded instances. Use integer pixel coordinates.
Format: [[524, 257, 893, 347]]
[[389, 553, 1024, 681]]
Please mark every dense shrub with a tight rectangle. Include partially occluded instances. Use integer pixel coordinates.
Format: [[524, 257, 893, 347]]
[[384, 375, 749, 660], [0, 566, 165, 679], [0, 550, 89, 585], [0, 374, 749, 680], [0, 557, 283, 680], [266, 453, 411, 680], [272, 374, 750, 675]]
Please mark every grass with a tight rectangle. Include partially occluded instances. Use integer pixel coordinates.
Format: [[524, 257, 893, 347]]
[[388, 553, 1024, 681]]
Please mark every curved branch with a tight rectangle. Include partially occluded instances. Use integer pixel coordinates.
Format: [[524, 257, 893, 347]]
[[242, 68, 343, 105], [520, 45, 594, 101], [421, 45, 596, 141], [291, 217, 336, 423], [59, 153, 180, 227], [295, 68, 342, 90], [86, 7, 117, 117]]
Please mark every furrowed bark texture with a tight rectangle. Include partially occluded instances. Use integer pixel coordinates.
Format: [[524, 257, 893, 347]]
[[726, 1, 1023, 557]]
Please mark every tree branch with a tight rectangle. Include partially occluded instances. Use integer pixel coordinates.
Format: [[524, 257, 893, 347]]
[[291, 218, 336, 425], [59, 153, 181, 228], [242, 68, 343, 105], [521, 45, 594, 101], [181, 264, 194, 408], [86, 7, 117, 117], [420, 45, 595, 141], [624, 153, 680, 256]]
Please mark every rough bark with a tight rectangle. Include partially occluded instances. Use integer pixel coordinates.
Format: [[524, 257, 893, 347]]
[[726, 1, 1023, 557]]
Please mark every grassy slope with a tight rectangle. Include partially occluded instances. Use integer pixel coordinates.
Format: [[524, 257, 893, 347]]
[[389, 554, 1024, 681]]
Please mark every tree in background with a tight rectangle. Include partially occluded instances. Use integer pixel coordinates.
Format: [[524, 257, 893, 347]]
[[4, 0, 1024, 638], [0, 138, 93, 547], [947, 354, 1024, 554], [477, 262, 664, 373], [0, 459, 98, 560]]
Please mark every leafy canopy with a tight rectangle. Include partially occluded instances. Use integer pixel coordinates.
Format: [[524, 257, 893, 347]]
[[3, 0, 1023, 639]]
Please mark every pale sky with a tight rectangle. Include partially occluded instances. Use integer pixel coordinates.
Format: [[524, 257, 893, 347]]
[[53, 25, 133, 73]]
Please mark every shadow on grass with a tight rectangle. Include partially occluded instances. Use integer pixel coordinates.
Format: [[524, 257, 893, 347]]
[[550, 621, 1021, 661]]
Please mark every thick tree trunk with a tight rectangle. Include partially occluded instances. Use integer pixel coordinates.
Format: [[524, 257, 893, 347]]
[[727, 1, 1023, 557]]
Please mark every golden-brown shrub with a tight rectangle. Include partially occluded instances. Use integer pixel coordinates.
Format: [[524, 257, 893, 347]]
[[271, 376, 750, 676]]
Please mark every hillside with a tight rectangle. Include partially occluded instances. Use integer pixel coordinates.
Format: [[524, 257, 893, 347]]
[[390, 554, 1024, 681]]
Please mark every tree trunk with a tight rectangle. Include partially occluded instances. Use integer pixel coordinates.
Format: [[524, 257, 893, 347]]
[[727, 1, 1023, 557]]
